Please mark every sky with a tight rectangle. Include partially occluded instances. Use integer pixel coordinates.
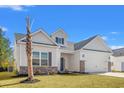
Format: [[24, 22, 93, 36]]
[[0, 5, 124, 49]]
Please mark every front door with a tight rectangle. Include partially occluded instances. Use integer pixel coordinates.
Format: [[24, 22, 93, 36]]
[[60, 57, 65, 72], [108, 62, 111, 72], [80, 61, 85, 73]]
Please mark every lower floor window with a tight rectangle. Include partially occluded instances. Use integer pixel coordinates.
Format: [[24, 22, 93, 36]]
[[32, 59, 39, 65], [32, 51, 48, 66], [41, 52, 48, 66], [41, 59, 48, 66], [32, 52, 40, 66]]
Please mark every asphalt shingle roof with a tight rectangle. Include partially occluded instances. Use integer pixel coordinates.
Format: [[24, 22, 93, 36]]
[[74, 35, 98, 50], [112, 48, 124, 57], [15, 33, 100, 51]]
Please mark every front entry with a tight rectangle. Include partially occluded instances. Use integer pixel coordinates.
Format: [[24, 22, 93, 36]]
[[60, 57, 65, 72], [108, 62, 111, 72], [80, 61, 85, 73]]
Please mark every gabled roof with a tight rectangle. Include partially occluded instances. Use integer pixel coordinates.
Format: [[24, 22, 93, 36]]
[[15, 33, 25, 41], [74, 35, 98, 50], [14, 29, 58, 46], [51, 28, 68, 38], [15, 30, 111, 52], [112, 48, 124, 57]]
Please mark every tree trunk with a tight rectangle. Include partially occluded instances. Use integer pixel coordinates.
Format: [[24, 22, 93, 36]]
[[26, 16, 34, 81], [27, 53, 33, 80]]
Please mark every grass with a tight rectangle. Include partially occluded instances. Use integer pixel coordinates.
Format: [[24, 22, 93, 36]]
[[0, 72, 16, 80], [112, 70, 124, 73], [1, 72, 124, 88]]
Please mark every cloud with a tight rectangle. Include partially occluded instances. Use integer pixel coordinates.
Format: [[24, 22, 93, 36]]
[[101, 36, 108, 40], [0, 5, 27, 11], [0, 26, 8, 32], [111, 31, 119, 34], [110, 45, 124, 49]]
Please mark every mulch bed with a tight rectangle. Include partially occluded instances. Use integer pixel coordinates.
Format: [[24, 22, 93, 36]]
[[20, 79, 40, 83]]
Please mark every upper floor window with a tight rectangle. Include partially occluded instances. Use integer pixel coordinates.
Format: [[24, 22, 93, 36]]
[[56, 37, 64, 45]]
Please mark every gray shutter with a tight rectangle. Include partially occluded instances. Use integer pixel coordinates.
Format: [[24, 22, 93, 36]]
[[62, 38, 64, 44], [49, 52, 52, 66], [56, 37, 58, 44]]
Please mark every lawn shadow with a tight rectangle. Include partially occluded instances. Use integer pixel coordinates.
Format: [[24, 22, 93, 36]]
[[12, 75, 27, 78], [0, 82, 20, 87], [0, 75, 26, 81], [58, 73, 91, 76]]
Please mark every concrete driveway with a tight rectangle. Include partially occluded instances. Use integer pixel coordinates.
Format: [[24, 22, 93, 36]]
[[98, 72, 124, 78]]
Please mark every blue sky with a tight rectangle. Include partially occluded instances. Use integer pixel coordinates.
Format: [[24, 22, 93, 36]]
[[0, 5, 124, 49]]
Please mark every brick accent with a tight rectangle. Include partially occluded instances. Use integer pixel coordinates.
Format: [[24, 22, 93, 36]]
[[19, 66, 58, 75]]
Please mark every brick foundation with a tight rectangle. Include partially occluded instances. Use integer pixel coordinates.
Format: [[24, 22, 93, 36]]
[[19, 66, 58, 75]]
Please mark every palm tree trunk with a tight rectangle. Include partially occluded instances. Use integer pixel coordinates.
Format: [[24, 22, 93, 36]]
[[26, 16, 34, 81]]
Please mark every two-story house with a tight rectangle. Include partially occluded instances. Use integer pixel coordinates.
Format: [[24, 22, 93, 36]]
[[14, 28, 112, 74]]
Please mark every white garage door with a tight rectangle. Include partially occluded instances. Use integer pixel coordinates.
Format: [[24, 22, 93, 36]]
[[84, 51, 108, 73]]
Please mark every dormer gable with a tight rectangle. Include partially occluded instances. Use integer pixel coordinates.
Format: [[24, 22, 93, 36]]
[[51, 28, 68, 46]]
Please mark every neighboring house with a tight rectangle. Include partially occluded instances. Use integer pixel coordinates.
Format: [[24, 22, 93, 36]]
[[14, 28, 112, 74], [111, 48, 124, 71]]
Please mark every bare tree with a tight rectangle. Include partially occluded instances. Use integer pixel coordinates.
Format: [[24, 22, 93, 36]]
[[26, 16, 34, 81]]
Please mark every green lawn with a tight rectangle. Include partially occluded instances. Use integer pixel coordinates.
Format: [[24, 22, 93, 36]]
[[0, 72, 16, 80], [1, 72, 124, 88]]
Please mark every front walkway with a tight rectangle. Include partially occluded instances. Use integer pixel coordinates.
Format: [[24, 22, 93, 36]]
[[98, 72, 124, 78]]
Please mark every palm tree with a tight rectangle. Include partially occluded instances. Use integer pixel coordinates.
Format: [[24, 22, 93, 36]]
[[26, 16, 34, 81]]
